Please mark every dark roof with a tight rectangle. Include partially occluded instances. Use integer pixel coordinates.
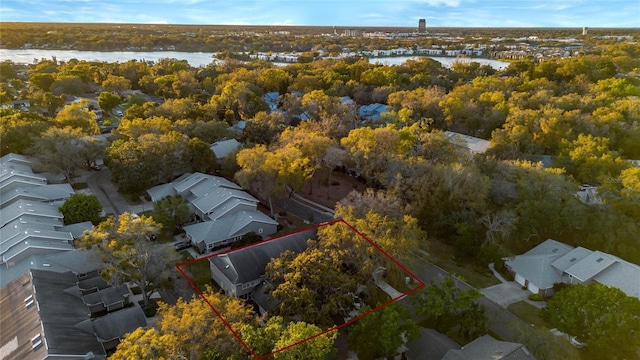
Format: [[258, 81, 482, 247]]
[[251, 281, 280, 313], [30, 269, 107, 357], [442, 335, 536, 360], [211, 228, 317, 285], [82, 285, 130, 308], [405, 328, 460, 360], [78, 276, 110, 293], [89, 306, 147, 342]]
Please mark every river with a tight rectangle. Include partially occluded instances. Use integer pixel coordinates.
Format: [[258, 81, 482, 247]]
[[0, 49, 509, 70]]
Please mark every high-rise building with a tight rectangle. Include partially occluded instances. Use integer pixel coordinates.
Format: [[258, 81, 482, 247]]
[[418, 19, 426, 33], [582, 27, 588, 35]]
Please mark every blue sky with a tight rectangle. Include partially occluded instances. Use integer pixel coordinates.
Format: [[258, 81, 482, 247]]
[[1, 0, 638, 27]]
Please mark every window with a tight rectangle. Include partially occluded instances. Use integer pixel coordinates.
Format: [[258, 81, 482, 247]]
[[31, 334, 42, 350], [258, 228, 263, 234], [24, 295, 34, 309]]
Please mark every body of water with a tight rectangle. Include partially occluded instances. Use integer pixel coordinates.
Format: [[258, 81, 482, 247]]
[[0, 49, 510, 70], [370, 56, 510, 70], [0, 49, 218, 67]]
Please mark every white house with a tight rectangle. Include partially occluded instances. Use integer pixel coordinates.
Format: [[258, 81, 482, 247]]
[[504, 239, 640, 299]]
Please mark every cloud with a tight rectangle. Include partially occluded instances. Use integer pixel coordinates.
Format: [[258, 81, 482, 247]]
[[414, 0, 462, 6]]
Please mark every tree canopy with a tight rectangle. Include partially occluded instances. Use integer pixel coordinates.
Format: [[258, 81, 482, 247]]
[[543, 282, 640, 359]]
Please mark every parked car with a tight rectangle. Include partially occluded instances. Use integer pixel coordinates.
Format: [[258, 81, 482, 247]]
[[115, 110, 123, 116], [90, 165, 101, 171], [173, 242, 191, 251]]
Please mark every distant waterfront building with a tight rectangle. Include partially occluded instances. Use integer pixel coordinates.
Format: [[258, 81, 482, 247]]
[[582, 27, 588, 35], [344, 29, 362, 37], [418, 19, 426, 33]]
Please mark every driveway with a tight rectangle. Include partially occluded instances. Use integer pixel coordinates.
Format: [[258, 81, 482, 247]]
[[85, 166, 132, 215], [480, 281, 545, 309]]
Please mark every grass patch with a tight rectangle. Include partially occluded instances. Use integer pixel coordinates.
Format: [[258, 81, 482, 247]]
[[507, 301, 547, 328], [71, 182, 88, 190], [426, 238, 500, 289], [181, 255, 211, 289]]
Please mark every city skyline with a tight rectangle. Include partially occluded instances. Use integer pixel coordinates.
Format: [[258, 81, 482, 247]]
[[1, 0, 639, 28]]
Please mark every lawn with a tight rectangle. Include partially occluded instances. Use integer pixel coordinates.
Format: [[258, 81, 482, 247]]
[[179, 252, 211, 289], [425, 238, 500, 289], [507, 301, 547, 327]]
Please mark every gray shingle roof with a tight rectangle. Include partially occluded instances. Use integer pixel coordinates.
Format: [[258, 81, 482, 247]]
[[563, 251, 616, 283], [192, 188, 258, 216], [506, 254, 564, 291], [210, 139, 240, 159], [550, 247, 592, 272], [185, 210, 277, 246], [442, 335, 535, 360], [31, 269, 107, 357], [593, 261, 640, 299], [210, 228, 316, 285]]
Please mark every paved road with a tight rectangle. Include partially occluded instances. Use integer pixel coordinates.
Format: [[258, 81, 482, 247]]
[[86, 166, 132, 215], [406, 252, 530, 343]]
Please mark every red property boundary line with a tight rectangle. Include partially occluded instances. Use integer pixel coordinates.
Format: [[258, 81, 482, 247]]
[[175, 218, 426, 360]]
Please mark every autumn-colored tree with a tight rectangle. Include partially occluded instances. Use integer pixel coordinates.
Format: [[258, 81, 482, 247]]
[[112, 286, 257, 360], [55, 101, 100, 135], [240, 316, 337, 359]]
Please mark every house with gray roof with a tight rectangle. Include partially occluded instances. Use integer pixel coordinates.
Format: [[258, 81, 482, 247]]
[[184, 210, 278, 253], [210, 228, 316, 298], [358, 103, 388, 122], [192, 188, 259, 221], [146, 172, 240, 202], [444, 131, 491, 154], [210, 139, 241, 161], [0, 269, 147, 360], [504, 239, 640, 299], [0, 184, 74, 209], [442, 335, 535, 360]]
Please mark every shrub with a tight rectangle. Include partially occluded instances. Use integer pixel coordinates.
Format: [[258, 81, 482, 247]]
[[528, 293, 544, 301]]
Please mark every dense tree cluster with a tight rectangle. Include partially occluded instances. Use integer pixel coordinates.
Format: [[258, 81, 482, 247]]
[[543, 283, 640, 360]]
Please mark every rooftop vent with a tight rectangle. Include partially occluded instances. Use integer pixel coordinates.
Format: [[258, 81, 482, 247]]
[[570, 258, 577, 262], [596, 257, 604, 262]]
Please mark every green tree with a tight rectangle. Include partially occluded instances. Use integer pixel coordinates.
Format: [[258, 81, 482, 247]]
[[187, 137, 218, 174], [78, 213, 178, 308], [0, 112, 52, 156], [241, 316, 338, 359], [273, 321, 337, 360], [544, 283, 640, 360], [412, 274, 487, 340], [347, 303, 420, 359], [152, 195, 192, 234], [59, 193, 102, 225], [28, 126, 100, 183], [97, 91, 122, 113], [42, 92, 66, 115], [101, 74, 132, 94]]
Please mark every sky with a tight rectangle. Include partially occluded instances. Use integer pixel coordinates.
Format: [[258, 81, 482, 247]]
[[0, 0, 638, 28]]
